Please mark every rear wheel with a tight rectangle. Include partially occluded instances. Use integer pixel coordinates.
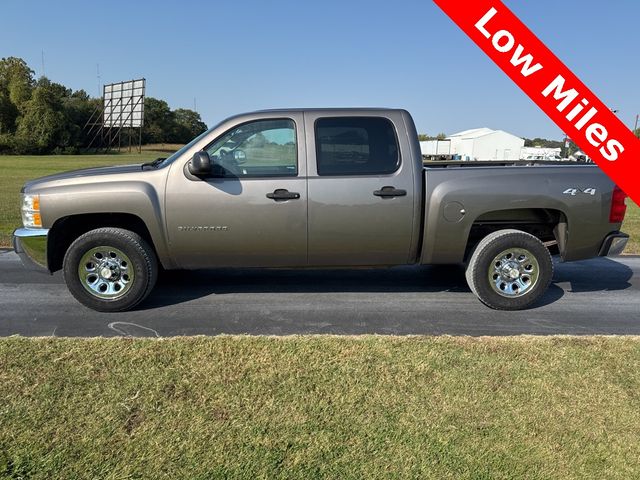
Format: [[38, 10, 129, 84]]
[[63, 228, 158, 312], [465, 229, 553, 310]]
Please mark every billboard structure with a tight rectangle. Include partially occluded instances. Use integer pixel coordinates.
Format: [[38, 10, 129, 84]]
[[103, 79, 145, 128], [85, 78, 146, 152]]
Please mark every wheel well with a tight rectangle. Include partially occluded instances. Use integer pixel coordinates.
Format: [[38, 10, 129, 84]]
[[465, 208, 567, 261], [48, 213, 157, 273]]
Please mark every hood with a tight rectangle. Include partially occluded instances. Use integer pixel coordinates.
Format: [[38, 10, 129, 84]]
[[22, 163, 144, 192]]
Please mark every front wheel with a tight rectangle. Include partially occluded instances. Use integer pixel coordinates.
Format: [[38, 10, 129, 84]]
[[465, 229, 553, 310], [63, 228, 158, 312]]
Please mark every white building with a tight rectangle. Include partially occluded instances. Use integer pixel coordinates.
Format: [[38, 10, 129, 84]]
[[446, 128, 525, 161], [520, 146, 563, 161], [419, 139, 451, 156]]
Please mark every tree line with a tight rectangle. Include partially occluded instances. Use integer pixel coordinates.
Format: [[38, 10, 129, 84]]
[[418, 133, 447, 141], [0, 57, 207, 154]]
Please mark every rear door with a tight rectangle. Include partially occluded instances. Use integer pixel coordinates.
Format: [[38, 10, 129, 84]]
[[305, 111, 417, 266]]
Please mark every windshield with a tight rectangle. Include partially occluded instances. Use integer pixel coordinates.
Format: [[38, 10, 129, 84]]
[[155, 126, 214, 168]]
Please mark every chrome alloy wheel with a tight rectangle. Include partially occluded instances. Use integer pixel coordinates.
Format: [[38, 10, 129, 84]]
[[488, 248, 539, 298], [78, 246, 134, 299]]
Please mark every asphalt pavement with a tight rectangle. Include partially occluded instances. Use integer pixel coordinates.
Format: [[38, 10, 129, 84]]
[[0, 250, 638, 337]]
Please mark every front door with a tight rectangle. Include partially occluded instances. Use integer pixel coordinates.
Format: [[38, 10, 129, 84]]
[[165, 114, 307, 268]]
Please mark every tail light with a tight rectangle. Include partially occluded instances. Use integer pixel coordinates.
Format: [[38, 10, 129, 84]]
[[609, 186, 628, 223]]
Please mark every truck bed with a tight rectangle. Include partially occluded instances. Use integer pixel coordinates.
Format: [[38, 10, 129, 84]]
[[419, 162, 615, 265]]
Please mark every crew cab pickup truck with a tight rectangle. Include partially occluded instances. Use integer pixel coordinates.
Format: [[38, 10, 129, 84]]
[[13, 109, 629, 312]]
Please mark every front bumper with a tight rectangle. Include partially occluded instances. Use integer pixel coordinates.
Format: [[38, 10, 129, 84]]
[[599, 232, 629, 257], [12, 227, 50, 273]]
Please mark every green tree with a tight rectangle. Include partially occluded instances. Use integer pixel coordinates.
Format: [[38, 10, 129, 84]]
[[0, 57, 34, 110], [142, 99, 208, 144], [524, 137, 563, 148], [62, 90, 99, 151], [418, 133, 448, 141], [13, 78, 67, 154], [142, 97, 174, 144], [0, 57, 35, 135], [172, 108, 207, 143], [0, 90, 18, 135]]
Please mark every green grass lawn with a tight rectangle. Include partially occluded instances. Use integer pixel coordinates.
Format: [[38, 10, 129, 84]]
[[0, 153, 166, 246], [625, 201, 640, 254], [0, 155, 639, 253], [1, 336, 639, 479]]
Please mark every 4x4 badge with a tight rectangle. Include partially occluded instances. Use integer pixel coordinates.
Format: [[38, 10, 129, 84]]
[[563, 188, 596, 196]]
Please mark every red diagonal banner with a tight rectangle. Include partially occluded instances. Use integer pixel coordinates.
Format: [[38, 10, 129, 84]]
[[434, 0, 639, 204]]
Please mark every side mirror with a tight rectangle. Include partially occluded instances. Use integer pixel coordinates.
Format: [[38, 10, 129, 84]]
[[188, 151, 212, 176]]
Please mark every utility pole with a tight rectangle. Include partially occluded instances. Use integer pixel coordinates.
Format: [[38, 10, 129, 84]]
[[41, 50, 45, 78], [634, 114, 639, 138], [96, 64, 101, 97], [563, 135, 571, 158]]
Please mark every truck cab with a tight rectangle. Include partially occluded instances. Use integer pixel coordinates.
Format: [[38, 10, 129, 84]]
[[165, 109, 422, 268]]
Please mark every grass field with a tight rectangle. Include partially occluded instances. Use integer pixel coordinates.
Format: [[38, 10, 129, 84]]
[[0, 155, 638, 252], [625, 200, 640, 254], [1, 336, 639, 479], [141, 143, 185, 153]]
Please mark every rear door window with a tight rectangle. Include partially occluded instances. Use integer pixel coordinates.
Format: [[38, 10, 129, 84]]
[[315, 117, 400, 176]]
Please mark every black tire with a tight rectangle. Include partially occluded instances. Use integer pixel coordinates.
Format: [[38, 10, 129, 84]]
[[63, 228, 158, 312], [465, 229, 553, 310]]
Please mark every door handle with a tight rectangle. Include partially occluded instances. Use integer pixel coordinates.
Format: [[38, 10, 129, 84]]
[[266, 189, 301, 201], [374, 186, 407, 198]]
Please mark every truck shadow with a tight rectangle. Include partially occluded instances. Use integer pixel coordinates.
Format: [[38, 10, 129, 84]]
[[551, 257, 634, 293], [140, 257, 633, 310]]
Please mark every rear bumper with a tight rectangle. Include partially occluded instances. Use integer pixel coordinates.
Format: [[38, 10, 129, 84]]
[[12, 227, 50, 273], [599, 232, 629, 257]]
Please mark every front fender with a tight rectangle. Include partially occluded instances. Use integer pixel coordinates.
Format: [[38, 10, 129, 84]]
[[38, 180, 174, 268]]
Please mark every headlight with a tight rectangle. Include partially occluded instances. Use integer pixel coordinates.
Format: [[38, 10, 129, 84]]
[[21, 194, 42, 228]]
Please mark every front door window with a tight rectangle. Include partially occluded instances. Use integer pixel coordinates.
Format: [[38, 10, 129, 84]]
[[206, 119, 297, 177]]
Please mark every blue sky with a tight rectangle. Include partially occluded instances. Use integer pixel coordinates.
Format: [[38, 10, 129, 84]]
[[1, 0, 637, 139]]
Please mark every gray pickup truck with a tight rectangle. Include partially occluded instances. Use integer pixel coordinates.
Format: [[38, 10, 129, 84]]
[[13, 109, 629, 312]]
